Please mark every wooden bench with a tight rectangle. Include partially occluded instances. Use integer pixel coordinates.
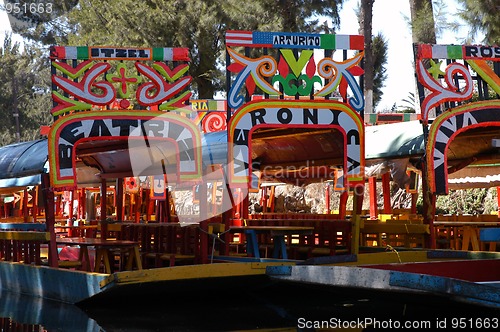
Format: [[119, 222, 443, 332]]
[[0, 231, 50, 265], [244, 218, 351, 259], [0, 224, 88, 269], [360, 223, 430, 248], [121, 223, 196, 268]]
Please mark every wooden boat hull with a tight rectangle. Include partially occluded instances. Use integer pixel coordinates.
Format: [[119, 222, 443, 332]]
[[0, 260, 294, 305], [267, 250, 500, 310], [0, 261, 107, 304], [85, 261, 292, 305], [1, 249, 499, 309]]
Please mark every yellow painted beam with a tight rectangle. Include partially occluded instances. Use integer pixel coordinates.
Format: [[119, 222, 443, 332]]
[[361, 224, 430, 234], [335, 250, 499, 266], [332, 251, 430, 265], [0, 231, 50, 241], [100, 262, 295, 288]]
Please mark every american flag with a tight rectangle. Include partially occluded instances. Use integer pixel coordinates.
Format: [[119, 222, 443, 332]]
[[226, 30, 253, 46]]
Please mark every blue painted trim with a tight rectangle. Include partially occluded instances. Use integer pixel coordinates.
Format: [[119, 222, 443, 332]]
[[298, 254, 357, 265], [426, 250, 469, 259], [0, 261, 106, 304], [272, 235, 288, 259], [428, 250, 500, 260], [480, 228, 500, 242], [244, 230, 260, 259], [0, 223, 46, 231], [390, 271, 500, 308], [211, 255, 299, 263], [244, 230, 290, 259], [266, 265, 293, 276]]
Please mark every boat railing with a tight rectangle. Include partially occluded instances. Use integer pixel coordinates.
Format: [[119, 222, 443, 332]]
[[249, 213, 342, 220], [433, 214, 500, 251], [114, 222, 199, 268], [241, 217, 352, 259], [359, 220, 430, 249], [0, 223, 50, 265]]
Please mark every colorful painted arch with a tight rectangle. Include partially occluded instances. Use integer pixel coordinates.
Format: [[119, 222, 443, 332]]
[[426, 100, 500, 194], [227, 99, 365, 188], [48, 111, 203, 189]]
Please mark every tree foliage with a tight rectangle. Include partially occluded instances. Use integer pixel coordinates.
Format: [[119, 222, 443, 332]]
[[3, 0, 79, 45], [409, 0, 437, 44], [371, 32, 388, 109], [1, 0, 346, 146], [0, 36, 52, 144], [357, 0, 374, 114], [63, 0, 344, 98], [455, 0, 500, 44], [434, 188, 494, 215]]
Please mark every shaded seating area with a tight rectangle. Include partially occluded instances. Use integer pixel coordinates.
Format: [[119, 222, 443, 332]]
[[226, 213, 352, 260], [0, 223, 48, 266], [118, 222, 199, 268], [434, 214, 500, 251]]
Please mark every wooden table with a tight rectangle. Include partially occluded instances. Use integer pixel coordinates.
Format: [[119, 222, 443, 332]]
[[433, 221, 500, 251], [360, 222, 430, 248], [243, 218, 352, 256], [229, 226, 314, 259], [54, 224, 98, 237], [56, 237, 142, 273]]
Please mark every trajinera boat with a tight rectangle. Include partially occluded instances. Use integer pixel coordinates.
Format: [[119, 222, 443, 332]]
[[0, 31, 499, 310]]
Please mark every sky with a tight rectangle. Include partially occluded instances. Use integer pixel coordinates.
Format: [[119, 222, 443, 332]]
[[0, 0, 483, 113], [335, 0, 484, 112]]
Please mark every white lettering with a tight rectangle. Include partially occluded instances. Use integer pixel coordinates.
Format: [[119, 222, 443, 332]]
[[90, 47, 151, 59]]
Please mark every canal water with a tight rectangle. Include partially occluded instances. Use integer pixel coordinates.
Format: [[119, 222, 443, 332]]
[[1, 283, 499, 331]]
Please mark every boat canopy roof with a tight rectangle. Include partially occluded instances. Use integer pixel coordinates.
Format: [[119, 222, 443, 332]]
[[364, 119, 500, 189], [0, 138, 106, 190], [0, 139, 47, 190], [365, 120, 425, 162], [0, 133, 230, 190], [0, 118, 498, 190]]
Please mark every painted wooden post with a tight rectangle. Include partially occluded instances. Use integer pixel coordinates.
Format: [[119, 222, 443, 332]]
[[260, 186, 268, 213], [241, 191, 249, 219], [411, 192, 418, 214], [420, 154, 436, 249], [41, 173, 58, 268], [115, 178, 124, 221], [199, 181, 208, 264], [32, 186, 39, 223], [351, 190, 361, 255], [146, 189, 154, 221], [68, 190, 75, 220], [368, 176, 377, 219], [100, 178, 108, 239], [339, 191, 348, 219], [268, 186, 275, 212], [381, 172, 391, 214], [134, 190, 141, 223], [22, 188, 29, 222]]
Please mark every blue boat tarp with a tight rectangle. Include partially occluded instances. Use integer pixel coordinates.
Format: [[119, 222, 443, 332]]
[[201, 131, 228, 168], [0, 139, 48, 189], [0, 132, 229, 190], [0, 122, 426, 190], [365, 120, 425, 161], [0, 138, 101, 189]]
